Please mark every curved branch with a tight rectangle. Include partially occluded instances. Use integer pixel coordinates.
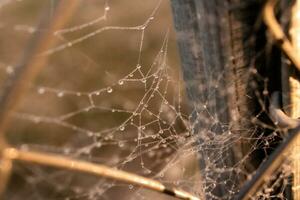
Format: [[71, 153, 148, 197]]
[[263, 0, 300, 71], [0, 0, 80, 195], [269, 92, 300, 129], [3, 148, 199, 200]]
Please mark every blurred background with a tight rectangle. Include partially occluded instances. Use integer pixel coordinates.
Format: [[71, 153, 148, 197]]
[[0, 0, 201, 199]]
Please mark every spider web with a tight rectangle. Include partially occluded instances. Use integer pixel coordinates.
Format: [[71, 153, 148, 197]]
[[0, 0, 298, 200]]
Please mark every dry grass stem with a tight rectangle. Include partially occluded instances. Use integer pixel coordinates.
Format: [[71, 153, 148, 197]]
[[263, 0, 300, 71], [0, 0, 80, 196], [3, 148, 199, 200]]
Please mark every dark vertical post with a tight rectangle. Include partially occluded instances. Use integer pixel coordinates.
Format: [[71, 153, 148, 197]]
[[170, 0, 264, 199], [170, 1, 235, 198]]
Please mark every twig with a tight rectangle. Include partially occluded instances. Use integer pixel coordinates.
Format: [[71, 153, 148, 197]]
[[3, 148, 199, 200], [269, 92, 300, 129], [236, 125, 300, 199], [0, 0, 80, 195], [263, 0, 300, 71], [265, 0, 300, 198], [287, 0, 300, 198]]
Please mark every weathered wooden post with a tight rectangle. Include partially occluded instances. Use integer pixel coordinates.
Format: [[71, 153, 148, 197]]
[[170, 1, 264, 199]]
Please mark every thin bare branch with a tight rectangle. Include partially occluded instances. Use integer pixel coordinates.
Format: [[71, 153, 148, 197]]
[[0, 0, 80, 195], [269, 92, 300, 129], [0, 1, 80, 144], [3, 148, 199, 200], [287, 1, 300, 198], [263, 0, 300, 71], [236, 125, 300, 199]]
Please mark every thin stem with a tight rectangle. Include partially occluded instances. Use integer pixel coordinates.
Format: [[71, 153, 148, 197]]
[[263, 0, 300, 71], [236, 125, 300, 199], [264, 0, 300, 198], [3, 148, 199, 200], [288, 0, 300, 198], [0, 0, 80, 196], [0, 1, 80, 142]]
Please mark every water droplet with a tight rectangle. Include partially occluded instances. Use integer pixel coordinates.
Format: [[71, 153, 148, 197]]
[[107, 87, 113, 93], [137, 64, 141, 69], [118, 80, 124, 85], [105, 6, 110, 11], [6, 65, 14, 74], [159, 130, 163, 134], [129, 185, 133, 190], [120, 126, 125, 131], [57, 92, 64, 97], [118, 141, 125, 148], [96, 142, 102, 147], [251, 68, 258, 74], [38, 88, 45, 94], [263, 90, 268, 96], [141, 79, 146, 83]]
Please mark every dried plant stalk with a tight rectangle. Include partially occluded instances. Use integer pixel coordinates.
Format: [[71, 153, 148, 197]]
[[2, 148, 199, 200], [0, 1, 80, 142], [0, 0, 80, 195], [264, 0, 300, 71], [268, 0, 300, 198], [236, 1, 300, 198], [288, 0, 300, 198], [237, 124, 300, 199]]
